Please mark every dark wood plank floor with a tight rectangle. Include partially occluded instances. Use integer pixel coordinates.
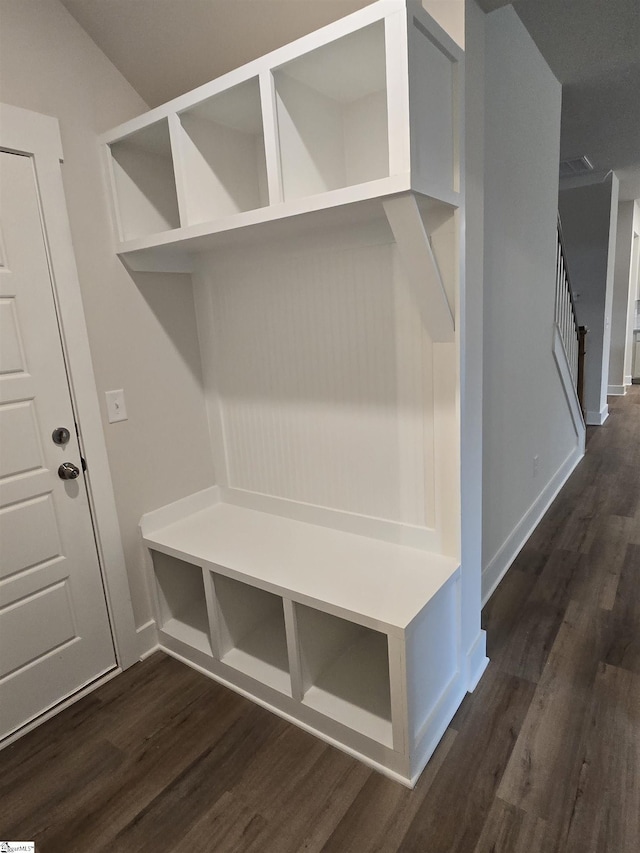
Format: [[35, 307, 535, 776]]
[[2, 389, 638, 852]]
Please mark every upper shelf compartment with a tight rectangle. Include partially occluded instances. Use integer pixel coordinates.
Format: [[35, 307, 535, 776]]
[[101, 0, 463, 270], [273, 20, 389, 201], [108, 119, 180, 241], [174, 78, 269, 225]]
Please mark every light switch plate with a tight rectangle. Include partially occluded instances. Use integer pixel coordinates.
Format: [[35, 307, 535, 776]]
[[105, 389, 127, 423]]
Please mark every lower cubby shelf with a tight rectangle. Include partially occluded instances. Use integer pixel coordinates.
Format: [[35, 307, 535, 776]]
[[295, 604, 392, 747], [152, 551, 212, 656], [141, 490, 464, 786], [213, 573, 291, 695]]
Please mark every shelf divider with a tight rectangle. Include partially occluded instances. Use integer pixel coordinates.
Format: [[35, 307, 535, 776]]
[[259, 70, 284, 205], [385, 9, 411, 177], [168, 112, 191, 229], [283, 598, 304, 702]]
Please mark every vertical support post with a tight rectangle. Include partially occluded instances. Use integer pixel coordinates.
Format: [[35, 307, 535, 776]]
[[578, 326, 588, 415]]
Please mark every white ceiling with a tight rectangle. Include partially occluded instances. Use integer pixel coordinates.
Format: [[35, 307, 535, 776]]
[[480, 0, 640, 201], [60, 0, 640, 201], [59, 1, 373, 105]]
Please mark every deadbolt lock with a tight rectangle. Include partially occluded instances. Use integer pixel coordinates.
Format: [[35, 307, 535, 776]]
[[52, 426, 71, 445]]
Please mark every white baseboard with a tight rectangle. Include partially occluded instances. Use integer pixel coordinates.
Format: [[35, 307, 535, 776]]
[[607, 384, 626, 396], [409, 672, 468, 787], [465, 630, 489, 691], [586, 405, 609, 425], [160, 645, 416, 787], [482, 446, 583, 605], [624, 374, 632, 387], [136, 619, 159, 659]]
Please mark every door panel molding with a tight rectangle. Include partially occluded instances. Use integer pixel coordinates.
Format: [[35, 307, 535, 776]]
[[0, 102, 138, 670]]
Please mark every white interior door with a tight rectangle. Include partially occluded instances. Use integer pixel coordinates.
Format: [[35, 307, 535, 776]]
[[0, 150, 116, 740]]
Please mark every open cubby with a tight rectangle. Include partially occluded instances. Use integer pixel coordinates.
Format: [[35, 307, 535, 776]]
[[176, 78, 269, 225], [108, 119, 180, 240], [152, 551, 211, 655], [295, 604, 392, 746], [273, 20, 389, 201], [212, 573, 290, 695]]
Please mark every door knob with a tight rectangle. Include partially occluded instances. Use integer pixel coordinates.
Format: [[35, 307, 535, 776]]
[[58, 462, 80, 480]]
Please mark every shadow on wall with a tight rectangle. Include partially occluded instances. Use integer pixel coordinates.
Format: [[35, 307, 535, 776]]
[[125, 266, 204, 385]]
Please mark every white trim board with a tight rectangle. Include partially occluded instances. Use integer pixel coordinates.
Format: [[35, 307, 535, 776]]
[[586, 405, 609, 426], [158, 645, 416, 788], [607, 385, 627, 396], [0, 103, 138, 667], [465, 630, 489, 692], [136, 619, 160, 659], [407, 674, 468, 787], [482, 446, 584, 605]]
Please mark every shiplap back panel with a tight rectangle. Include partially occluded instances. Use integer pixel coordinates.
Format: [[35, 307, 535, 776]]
[[198, 238, 433, 526]]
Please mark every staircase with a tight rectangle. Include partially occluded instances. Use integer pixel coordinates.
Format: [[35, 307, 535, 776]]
[[555, 215, 587, 413]]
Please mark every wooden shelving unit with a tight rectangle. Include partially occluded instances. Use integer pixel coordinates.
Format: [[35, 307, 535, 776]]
[[102, 0, 483, 786]]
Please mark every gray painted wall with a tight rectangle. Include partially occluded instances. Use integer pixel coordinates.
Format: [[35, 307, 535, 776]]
[[482, 6, 581, 597], [0, 0, 215, 631]]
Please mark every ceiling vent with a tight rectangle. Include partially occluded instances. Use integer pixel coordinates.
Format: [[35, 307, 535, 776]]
[[559, 155, 594, 178]]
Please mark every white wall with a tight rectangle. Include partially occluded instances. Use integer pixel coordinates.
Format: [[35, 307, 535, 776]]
[[608, 199, 635, 393], [194, 237, 434, 528], [626, 202, 640, 381], [482, 6, 582, 600], [559, 175, 620, 423], [460, 0, 487, 682], [0, 0, 214, 633]]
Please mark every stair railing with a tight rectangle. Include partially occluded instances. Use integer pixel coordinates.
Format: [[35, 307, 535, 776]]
[[555, 216, 587, 412]]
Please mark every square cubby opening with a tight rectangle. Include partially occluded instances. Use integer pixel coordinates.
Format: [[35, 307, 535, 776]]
[[153, 551, 211, 655], [109, 119, 180, 240], [274, 20, 389, 201], [212, 573, 290, 695], [177, 78, 269, 224], [295, 604, 392, 746]]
